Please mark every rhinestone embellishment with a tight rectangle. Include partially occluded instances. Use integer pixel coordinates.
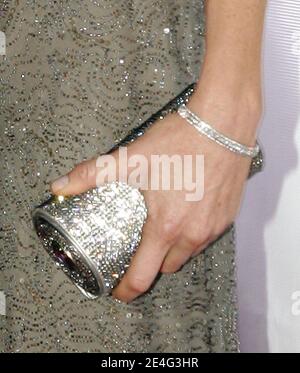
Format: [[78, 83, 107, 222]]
[[178, 104, 260, 158], [32, 182, 147, 299]]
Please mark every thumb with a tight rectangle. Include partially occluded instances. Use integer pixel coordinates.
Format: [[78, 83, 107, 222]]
[[51, 158, 99, 196], [51, 152, 121, 196]]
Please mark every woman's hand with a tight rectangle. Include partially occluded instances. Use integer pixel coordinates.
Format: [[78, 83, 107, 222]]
[[50, 85, 262, 303], [50, 0, 266, 303]]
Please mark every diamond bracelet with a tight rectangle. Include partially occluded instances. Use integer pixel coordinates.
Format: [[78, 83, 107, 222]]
[[177, 104, 260, 158]]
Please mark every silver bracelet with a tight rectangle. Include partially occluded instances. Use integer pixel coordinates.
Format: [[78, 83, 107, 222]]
[[177, 104, 260, 158]]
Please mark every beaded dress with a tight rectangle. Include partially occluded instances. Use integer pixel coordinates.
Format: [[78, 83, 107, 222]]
[[0, 0, 239, 352]]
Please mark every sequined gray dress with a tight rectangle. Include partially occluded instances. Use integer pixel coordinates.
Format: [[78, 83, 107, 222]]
[[0, 0, 239, 352]]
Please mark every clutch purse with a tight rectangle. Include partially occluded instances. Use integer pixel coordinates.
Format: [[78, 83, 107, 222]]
[[32, 83, 264, 299]]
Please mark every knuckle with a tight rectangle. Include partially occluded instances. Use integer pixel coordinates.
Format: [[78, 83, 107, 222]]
[[160, 216, 182, 244], [127, 277, 149, 294], [184, 223, 210, 248], [184, 231, 202, 248]]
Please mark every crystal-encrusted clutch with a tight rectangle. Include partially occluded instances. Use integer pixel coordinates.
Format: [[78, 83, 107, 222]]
[[32, 83, 264, 299], [32, 182, 147, 299]]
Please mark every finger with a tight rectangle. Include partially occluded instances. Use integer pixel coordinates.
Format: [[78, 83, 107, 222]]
[[161, 235, 212, 273], [50, 158, 98, 195], [160, 243, 194, 274], [112, 223, 169, 303], [51, 149, 122, 195], [191, 238, 212, 257]]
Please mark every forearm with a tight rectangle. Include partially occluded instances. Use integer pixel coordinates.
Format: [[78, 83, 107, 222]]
[[190, 0, 267, 143], [202, 0, 266, 84]]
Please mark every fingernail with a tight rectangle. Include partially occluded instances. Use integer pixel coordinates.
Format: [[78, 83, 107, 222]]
[[51, 175, 69, 193]]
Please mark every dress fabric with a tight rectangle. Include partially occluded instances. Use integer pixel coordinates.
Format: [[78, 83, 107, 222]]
[[0, 0, 239, 352]]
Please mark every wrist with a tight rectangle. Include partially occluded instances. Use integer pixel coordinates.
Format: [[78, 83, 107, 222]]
[[193, 80, 263, 121], [188, 79, 263, 146]]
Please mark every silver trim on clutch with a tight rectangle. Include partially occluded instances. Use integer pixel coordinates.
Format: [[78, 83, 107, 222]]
[[32, 182, 147, 299]]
